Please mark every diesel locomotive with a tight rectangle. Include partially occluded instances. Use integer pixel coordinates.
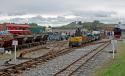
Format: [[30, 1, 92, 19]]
[[69, 28, 100, 47]]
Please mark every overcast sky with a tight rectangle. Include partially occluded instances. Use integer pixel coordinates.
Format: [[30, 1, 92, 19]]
[[0, 0, 125, 26]]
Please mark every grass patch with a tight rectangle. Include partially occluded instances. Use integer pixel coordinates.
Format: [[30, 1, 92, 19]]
[[94, 41, 125, 76]]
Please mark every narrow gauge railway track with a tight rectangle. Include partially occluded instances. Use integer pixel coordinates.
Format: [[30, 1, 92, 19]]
[[0, 40, 109, 76], [53, 41, 110, 76], [0, 41, 70, 76], [18, 41, 68, 58]]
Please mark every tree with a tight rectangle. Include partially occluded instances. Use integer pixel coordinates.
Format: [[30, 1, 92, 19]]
[[82, 22, 93, 31], [48, 26, 51, 28], [92, 20, 100, 30], [29, 23, 38, 26], [77, 21, 82, 25]]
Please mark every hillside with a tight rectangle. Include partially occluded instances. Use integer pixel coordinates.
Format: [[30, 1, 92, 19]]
[[56, 21, 105, 30]]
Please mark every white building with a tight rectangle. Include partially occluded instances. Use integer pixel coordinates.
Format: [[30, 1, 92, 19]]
[[116, 23, 125, 31]]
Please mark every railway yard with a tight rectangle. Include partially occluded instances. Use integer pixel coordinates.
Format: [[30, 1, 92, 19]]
[[1, 0, 125, 75], [0, 24, 124, 76], [0, 38, 115, 76]]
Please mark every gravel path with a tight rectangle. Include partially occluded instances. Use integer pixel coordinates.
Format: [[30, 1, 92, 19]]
[[71, 43, 112, 76], [17, 43, 103, 76]]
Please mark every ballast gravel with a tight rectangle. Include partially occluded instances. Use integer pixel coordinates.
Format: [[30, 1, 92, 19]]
[[71, 43, 112, 76], [17, 43, 103, 76]]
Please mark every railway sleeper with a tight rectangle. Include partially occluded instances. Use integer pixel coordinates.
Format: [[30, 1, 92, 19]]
[[13, 69, 22, 74], [47, 53, 56, 57], [0, 72, 11, 76], [41, 58, 48, 62], [3, 69, 16, 74], [30, 64, 37, 68]]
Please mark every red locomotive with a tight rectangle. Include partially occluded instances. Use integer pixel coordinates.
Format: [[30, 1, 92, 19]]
[[113, 27, 122, 39]]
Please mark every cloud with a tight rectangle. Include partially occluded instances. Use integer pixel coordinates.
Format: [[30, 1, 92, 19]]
[[7, 11, 27, 16], [0, 15, 121, 27], [71, 10, 117, 18], [0, 0, 125, 26], [0, 0, 124, 16]]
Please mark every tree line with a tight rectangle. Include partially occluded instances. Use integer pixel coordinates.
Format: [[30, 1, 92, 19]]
[[61, 20, 105, 31]]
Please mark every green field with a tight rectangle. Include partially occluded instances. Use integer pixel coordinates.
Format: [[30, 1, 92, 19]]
[[94, 41, 125, 76]]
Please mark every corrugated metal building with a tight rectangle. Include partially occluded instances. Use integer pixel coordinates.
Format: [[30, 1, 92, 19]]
[[29, 26, 45, 33]]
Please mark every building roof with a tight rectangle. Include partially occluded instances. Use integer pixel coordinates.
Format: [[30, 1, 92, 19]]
[[5, 23, 30, 28]]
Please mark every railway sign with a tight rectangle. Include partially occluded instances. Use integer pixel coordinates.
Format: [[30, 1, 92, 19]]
[[12, 40, 18, 63], [12, 40, 18, 46]]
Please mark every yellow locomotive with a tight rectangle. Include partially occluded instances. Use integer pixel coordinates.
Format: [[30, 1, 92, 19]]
[[69, 28, 88, 47]]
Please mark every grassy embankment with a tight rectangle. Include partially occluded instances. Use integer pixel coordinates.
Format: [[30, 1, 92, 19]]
[[94, 41, 125, 76]]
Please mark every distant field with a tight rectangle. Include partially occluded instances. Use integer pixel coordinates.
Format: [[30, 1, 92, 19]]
[[93, 41, 125, 76]]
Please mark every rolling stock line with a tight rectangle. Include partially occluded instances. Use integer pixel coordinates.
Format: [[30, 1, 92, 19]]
[[1, 33, 48, 51], [0, 40, 109, 76]]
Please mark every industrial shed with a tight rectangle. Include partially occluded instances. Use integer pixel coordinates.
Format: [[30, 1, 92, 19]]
[[29, 26, 45, 33]]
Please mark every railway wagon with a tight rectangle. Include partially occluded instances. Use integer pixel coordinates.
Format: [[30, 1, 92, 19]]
[[0, 35, 14, 50], [0, 33, 49, 51]]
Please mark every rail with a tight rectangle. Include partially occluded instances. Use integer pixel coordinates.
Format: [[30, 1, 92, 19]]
[[53, 41, 110, 76], [0, 40, 110, 76]]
